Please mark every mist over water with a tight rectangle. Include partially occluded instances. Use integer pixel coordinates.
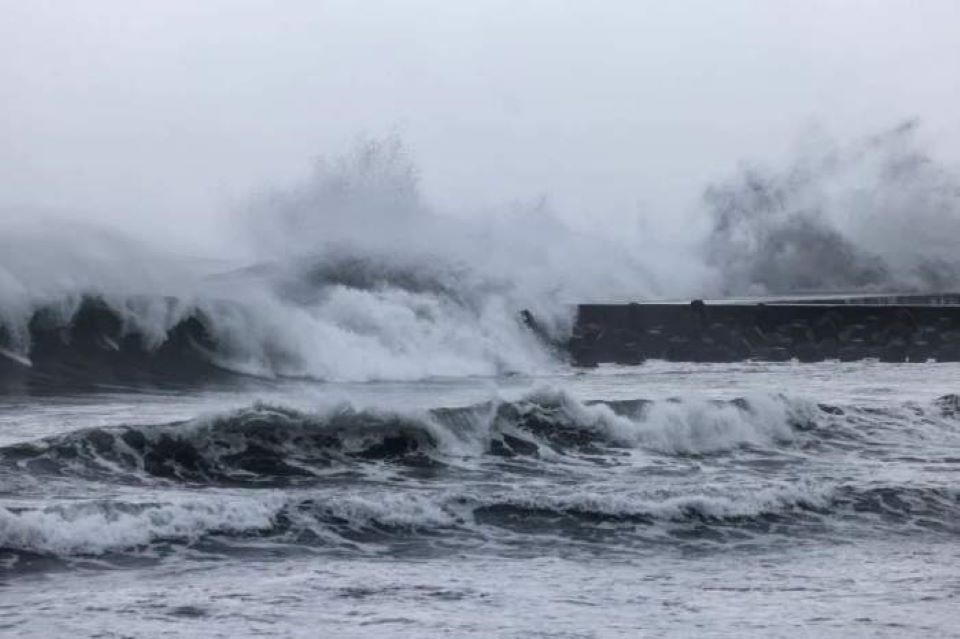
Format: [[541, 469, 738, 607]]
[[3, 124, 960, 382], [704, 120, 960, 295]]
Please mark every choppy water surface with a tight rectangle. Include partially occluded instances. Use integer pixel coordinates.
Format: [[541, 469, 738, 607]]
[[2, 361, 959, 637]]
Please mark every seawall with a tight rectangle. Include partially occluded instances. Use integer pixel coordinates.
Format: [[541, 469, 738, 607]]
[[567, 295, 960, 365]]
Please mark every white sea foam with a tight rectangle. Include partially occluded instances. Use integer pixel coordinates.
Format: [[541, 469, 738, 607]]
[[0, 480, 830, 558], [509, 388, 815, 455], [465, 481, 834, 522], [0, 495, 284, 556]]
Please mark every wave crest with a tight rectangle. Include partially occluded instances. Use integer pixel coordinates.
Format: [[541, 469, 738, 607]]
[[3, 390, 928, 486]]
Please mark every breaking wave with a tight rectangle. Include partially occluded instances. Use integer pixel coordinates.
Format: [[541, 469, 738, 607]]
[[0, 496, 283, 557], [5, 390, 958, 488], [0, 391, 837, 485], [0, 284, 555, 388], [3, 478, 958, 559], [0, 139, 664, 388]]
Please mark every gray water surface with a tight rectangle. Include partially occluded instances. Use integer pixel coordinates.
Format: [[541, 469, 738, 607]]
[[2, 361, 959, 638]]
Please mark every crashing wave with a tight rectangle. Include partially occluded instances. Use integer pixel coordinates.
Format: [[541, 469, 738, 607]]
[[0, 282, 555, 389], [0, 390, 921, 485]]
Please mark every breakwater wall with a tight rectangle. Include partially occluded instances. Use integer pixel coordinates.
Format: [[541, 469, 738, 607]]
[[567, 296, 960, 365]]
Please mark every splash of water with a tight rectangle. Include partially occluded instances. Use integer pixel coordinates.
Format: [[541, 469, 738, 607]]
[[704, 120, 960, 295]]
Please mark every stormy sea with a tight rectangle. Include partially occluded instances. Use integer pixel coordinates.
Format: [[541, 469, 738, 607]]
[[2, 130, 960, 638]]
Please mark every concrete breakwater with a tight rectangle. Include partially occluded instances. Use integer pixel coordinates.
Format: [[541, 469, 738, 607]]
[[567, 295, 960, 365]]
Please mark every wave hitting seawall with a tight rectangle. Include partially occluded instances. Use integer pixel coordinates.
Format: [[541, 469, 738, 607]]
[[6, 291, 960, 391]]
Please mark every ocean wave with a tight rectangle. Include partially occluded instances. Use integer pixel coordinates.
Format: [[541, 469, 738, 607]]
[[0, 403, 448, 485], [0, 391, 813, 485], [6, 390, 953, 487], [3, 479, 956, 559], [0, 285, 557, 390]]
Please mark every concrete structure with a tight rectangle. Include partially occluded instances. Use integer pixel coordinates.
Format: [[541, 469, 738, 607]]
[[568, 294, 960, 365]]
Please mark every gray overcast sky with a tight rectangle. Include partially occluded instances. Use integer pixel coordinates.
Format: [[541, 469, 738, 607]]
[[2, 0, 959, 248]]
